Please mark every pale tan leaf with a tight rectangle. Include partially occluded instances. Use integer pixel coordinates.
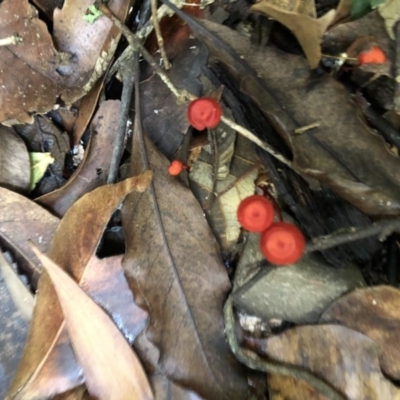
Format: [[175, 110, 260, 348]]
[[30, 244, 153, 400], [378, 0, 400, 40], [250, 1, 336, 68]]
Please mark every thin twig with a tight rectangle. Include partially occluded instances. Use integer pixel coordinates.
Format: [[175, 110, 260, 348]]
[[93, 1, 293, 169], [305, 216, 400, 254], [223, 296, 346, 400], [151, 0, 171, 69], [107, 55, 137, 183]]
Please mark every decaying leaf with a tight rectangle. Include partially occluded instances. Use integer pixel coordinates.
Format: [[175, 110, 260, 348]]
[[36, 100, 122, 217], [189, 133, 258, 253], [250, 0, 336, 68], [0, 254, 31, 399], [0, 0, 131, 124], [181, 16, 400, 216], [0, 187, 59, 280], [0, 0, 68, 124], [0, 251, 34, 323], [247, 324, 400, 399], [0, 125, 30, 193], [29, 152, 55, 191], [378, 0, 400, 40], [320, 285, 400, 381], [30, 245, 153, 400], [8, 173, 152, 399], [122, 127, 248, 398]]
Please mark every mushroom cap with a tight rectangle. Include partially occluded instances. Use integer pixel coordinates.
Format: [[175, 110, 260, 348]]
[[358, 46, 386, 65], [187, 98, 222, 130], [260, 222, 305, 265], [168, 160, 184, 176], [237, 195, 274, 232]]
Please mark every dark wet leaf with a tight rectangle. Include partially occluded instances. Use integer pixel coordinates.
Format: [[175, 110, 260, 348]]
[[121, 126, 248, 399], [174, 15, 400, 216], [320, 285, 400, 380]]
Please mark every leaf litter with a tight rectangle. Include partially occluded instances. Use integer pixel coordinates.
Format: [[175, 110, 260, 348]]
[[2, 0, 400, 399]]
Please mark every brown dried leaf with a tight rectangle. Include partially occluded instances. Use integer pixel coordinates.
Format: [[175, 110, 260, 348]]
[[189, 134, 258, 253], [36, 100, 122, 217], [30, 245, 153, 400], [0, 0, 68, 124], [250, 0, 335, 68], [0, 0, 131, 124], [8, 173, 152, 399], [52, 0, 130, 98], [187, 18, 400, 216], [0, 187, 59, 280], [0, 126, 30, 193], [121, 130, 247, 399], [320, 285, 400, 381], [247, 325, 400, 400], [378, 0, 400, 40]]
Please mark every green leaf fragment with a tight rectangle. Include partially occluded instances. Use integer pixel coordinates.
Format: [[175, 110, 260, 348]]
[[29, 152, 54, 191], [82, 5, 103, 24]]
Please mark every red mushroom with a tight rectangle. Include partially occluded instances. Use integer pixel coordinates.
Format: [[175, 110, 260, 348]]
[[358, 46, 386, 65], [168, 160, 187, 176], [237, 195, 274, 232], [260, 222, 305, 265], [187, 98, 222, 130]]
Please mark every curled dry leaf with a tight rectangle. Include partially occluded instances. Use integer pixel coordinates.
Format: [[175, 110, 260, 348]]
[[320, 285, 400, 381], [0, 187, 59, 280], [122, 131, 248, 399], [30, 245, 153, 400], [8, 173, 152, 399], [183, 17, 400, 216], [247, 324, 400, 400], [250, 0, 336, 68], [0, 125, 30, 193], [36, 100, 123, 217]]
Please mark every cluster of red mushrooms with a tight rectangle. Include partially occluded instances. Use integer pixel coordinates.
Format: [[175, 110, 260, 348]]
[[167, 97, 307, 266], [167, 47, 387, 264]]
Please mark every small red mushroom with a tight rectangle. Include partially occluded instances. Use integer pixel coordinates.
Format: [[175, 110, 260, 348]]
[[237, 195, 274, 232], [260, 222, 305, 265], [358, 46, 386, 65], [187, 98, 222, 130], [168, 160, 187, 176]]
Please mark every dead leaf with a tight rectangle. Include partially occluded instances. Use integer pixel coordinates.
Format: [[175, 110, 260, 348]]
[[189, 134, 258, 253], [0, 0, 68, 124], [0, 251, 34, 323], [30, 245, 153, 400], [378, 0, 400, 40], [8, 173, 152, 399], [52, 0, 131, 100], [247, 324, 400, 400], [121, 130, 248, 398], [320, 285, 400, 381], [0, 187, 59, 280], [182, 17, 400, 216], [0, 255, 30, 399], [15, 115, 69, 195], [0, 0, 131, 124], [0, 125, 30, 192], [36, 100, 122, 217], [250, 0, 336, 68]]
